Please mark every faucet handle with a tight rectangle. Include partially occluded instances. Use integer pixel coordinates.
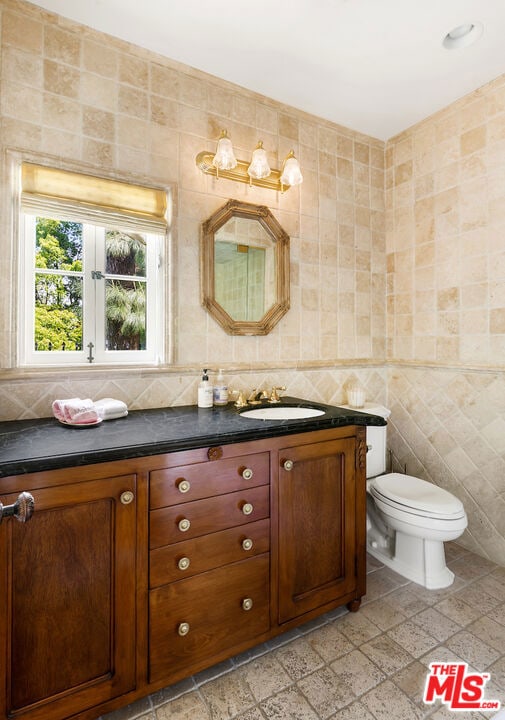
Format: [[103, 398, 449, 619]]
[[231, 390, 248, 408], [269, 386, 286, 404]]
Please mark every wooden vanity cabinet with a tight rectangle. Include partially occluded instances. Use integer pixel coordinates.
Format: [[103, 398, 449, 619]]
[[0, 465, 137, 720], [0, 423, 366, 720]]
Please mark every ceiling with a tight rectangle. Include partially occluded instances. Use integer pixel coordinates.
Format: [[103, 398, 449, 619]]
[[30, 0, 505, 140]]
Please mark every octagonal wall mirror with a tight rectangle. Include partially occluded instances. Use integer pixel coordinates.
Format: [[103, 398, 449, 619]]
[[201, 199, 290, 335]]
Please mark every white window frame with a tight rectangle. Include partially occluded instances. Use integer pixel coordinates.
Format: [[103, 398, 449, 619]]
[[19, 213, 165, 367]]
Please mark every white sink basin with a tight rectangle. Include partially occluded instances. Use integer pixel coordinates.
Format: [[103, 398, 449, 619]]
[[240, 406, 325, 420]]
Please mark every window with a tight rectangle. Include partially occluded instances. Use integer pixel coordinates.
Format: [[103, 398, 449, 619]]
[[18, 164, 167, 367]]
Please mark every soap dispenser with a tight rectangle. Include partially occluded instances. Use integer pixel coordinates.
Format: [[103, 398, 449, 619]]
[[197, 369, 214, 408], [213, 368, 229, 406]]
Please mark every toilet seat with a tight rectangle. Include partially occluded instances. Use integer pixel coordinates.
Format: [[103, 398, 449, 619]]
[[370, 473, 465, 520]]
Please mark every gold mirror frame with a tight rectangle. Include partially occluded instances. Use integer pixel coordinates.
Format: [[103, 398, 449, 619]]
[[201, 199, 290, 335]]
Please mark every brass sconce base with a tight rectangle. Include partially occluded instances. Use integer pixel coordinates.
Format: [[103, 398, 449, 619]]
[[195, 151, 291, 192]]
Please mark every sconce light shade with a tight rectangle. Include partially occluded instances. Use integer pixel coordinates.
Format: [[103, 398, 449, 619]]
[[196, 132, 302, 192], [247, 141, 271, 180], [213, 130, 237, 171], [280, 151, 303, 187]]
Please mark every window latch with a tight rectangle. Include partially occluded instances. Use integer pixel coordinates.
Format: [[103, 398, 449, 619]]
[[87, 342, 94, 364], [91, 270, 104, 280]]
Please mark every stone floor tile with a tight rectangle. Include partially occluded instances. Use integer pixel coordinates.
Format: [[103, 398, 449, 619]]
[[391, 660, 431, 709], [335, 610, 382, 645], [329, 649, 386, 697], [448, 555, 497, 583], [150, 677, 196, 707], [198, 672, 255, 719], [360, 679, 424, 720], [388, 586, 430, 617], [419, 645, 467, 669], [411, 607, 462, 642], [307, 622, 355, 663], [467, 615, 505, 654], [445, 630, 500, 671], [452, 584, 502, 614], [474, 574, 505, 601], [328, 700, 375, 719], [155, 691, 210, 719], [360, 635, 414, 675], [428, 708, 489, 719], [234, 709, 266, 720], [387, 619, 439, 658], [298, 666, 355, 717], [260, 686, 319, 720], [362, 568, 408, 603], [359, 596, 408, 630], [273, 636, 325, 681], [240, 654, 291, 702], [487, 601, 505, 628], [434, 595, 482, 627]]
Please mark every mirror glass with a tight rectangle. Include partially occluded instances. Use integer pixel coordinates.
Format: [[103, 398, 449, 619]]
[[201, 200, 290, 335]]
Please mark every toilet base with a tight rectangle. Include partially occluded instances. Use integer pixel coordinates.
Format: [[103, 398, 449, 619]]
[[367, 530, 455, 589]]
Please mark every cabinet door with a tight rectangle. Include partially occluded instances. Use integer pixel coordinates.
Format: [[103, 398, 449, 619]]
[[0, 474, 136, 720], [277, 437, 357, 624]]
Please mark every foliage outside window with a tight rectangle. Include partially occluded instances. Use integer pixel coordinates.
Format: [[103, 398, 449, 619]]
[[21, 215, 163, 366]]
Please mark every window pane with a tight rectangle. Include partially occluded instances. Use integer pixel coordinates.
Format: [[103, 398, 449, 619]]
[[34, 274, 83, 351], [105, 279, 146, 351], [105, 230, 146, 277], [35, 218, 83, 271]]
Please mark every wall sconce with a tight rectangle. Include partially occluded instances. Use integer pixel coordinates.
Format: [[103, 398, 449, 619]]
[[196, 130, 303, 192]]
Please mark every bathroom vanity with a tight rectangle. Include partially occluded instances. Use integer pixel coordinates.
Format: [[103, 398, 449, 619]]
[[0, 399, 384, 720]]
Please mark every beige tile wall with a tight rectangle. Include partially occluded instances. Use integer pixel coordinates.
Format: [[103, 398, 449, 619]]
[[0, 0, 385, 385], [386, 77, 505, 565]]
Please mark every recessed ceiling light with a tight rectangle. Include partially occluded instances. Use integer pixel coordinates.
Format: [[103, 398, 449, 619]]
[[443, 22, 483, 49]]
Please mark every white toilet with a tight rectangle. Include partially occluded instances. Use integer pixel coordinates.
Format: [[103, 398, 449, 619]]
[[350, 404, 467, 589]]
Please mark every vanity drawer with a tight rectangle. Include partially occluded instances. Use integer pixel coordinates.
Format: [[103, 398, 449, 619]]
[[149, 484, 270, 548], [149, 554, 270, 683], [149, 517, 270, 587], [150, 452, 269, 509]]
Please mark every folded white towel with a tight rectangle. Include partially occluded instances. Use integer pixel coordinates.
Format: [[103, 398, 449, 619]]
[[95, 398, 128, 420], [52, 398, 100, 424]]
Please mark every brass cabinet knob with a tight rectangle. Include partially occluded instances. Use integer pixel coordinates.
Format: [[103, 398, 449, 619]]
[[242, 538, 253, 551], [283, 459, 294, 471], [241, 467, 253, 480], [242, 502, 253, 516], [178, 518, 191, 532], [120, 491, 134, 505], [178, 557, 191, 571], [178, 622, 190, 636], [242, 598, 253, 611], [177, 479, 191, 493]]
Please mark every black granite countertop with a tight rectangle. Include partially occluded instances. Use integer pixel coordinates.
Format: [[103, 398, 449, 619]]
[[0, 397, 386, 478]]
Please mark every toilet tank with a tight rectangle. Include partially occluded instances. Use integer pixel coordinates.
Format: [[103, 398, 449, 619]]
[[340, 403, 391, 479], [361, 404, 391, 479]]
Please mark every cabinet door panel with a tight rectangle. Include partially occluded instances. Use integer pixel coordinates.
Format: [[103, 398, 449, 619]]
[[278, 438, 357, 623], [1, 476, 136, 720]]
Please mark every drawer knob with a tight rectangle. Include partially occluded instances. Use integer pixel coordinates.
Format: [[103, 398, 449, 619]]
[[178, 622, 190, 636], [178, 518, 191, 532], [242, 598, 253, 611], [241, 467, 253, 480], [120, 491, 134, 505], [242, 502, 253, 516], [242, 538, 253, 551], [283, 459, 294, 471], [177, 479, 191, 493], [178, 557, 191, 571]]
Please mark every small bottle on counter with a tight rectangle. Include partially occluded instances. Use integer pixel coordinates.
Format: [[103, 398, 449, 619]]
[[213, 369, 229, 406], [197, 369, 214, 408]]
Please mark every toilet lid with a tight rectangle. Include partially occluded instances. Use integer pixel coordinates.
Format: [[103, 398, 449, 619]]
[[371, 473, 465, 517]]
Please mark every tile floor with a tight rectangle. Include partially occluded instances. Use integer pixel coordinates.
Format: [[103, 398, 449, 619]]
[[101, 543, 505, 720]]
